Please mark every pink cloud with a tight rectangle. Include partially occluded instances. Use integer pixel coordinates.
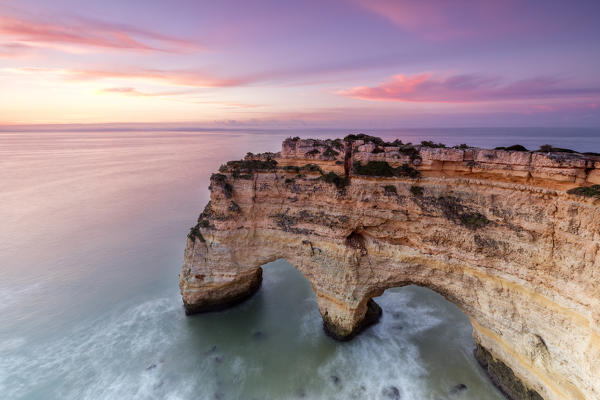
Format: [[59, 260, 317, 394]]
[[0, 42, 30, 57], [521, 101, 600, 115], [352, 0, 521, 40], [0, 13, 199, 53], [66, 67, 250, 87], [99, 87, 196, 97], [99, 87, 266, 108], [339, 73, 600, 103]]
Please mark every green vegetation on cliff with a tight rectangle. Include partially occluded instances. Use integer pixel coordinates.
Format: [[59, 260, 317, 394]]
[[220, 158, 277, 179], [210, 173, 233, 198], [494, 144, 529, 152], [410, 185, 424, 196], [187, 225, 205, 242], [353, 161, 419, 178], [320, 172, 349, 190], [436, 195, 490, 230], [567, 185, 600, 199], [383, 185, 397, 195], [537, 144, 577, 153], [420, 140, 446, 148]]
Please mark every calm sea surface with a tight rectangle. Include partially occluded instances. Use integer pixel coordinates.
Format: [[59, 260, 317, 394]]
[[2, 128, 599, 400]]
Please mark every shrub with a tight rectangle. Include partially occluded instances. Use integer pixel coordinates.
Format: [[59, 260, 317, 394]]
[[353, 161, 394, 176], [273, 212, 296, 231], [436, 196, 489, 230], [453, 144, 470, 150], [284, 178, 294, 184], [371, 147, 385, 154], [344, 133, 385, 145], [567, 185, 600, 198], [281, 165, 300, 172], [494, 144, 528, 152], [344, 134, 409, 147], [232, 172, 253, 179], [306, 149, 320, 156], [210, 173, 233, 198], [301, 164, 323, 173], [210, 173, 227, 183], [228, 201, 241, 212], [460, 212, 490, 229], [538, 144, 577, 153], [421, 140, 446, 148], [398, 145, 421, 163], [223, 158, 277, 180], [187, 225, 205, 242], [410, 185, 424, 196], [335, 160, 344, 165], [323, 147, 340, 157], [320, 172, 350, 190], [330, 139, 344, 150], [387, 139, 404, 146], [383, 185, 397, 194], [395, 164, 420, 178], [228, 159, 277, 170], [353, 161, 419, 178]]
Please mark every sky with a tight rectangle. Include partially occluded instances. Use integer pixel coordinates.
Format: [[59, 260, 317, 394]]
[[1, 0, 599, 128]]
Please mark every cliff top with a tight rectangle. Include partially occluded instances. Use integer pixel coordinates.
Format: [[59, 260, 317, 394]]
[[220, 134, 600, 193]]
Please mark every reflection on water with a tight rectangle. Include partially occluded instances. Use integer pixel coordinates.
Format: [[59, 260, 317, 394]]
[[3, 128, 598, 399]]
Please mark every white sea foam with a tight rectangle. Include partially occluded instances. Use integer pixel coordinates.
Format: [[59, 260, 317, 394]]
[[0, 295, 201, 400], [300, 288, 443, 400], [0, 282, 43, 313]]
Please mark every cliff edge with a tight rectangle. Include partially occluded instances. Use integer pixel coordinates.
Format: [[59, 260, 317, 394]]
[[180, 135, 600, 400]]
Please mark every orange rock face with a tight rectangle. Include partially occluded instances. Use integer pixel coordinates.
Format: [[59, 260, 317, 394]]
[[180, 137, 600, 400]]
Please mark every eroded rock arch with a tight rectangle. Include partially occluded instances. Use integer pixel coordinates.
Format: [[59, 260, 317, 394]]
[[180, 137, 600, 400]]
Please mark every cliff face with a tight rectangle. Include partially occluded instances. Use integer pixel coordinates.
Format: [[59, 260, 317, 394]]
[[180, 136, 600, 400]]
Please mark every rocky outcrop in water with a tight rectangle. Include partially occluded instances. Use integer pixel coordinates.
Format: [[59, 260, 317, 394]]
[[180, 135, 600, 400]]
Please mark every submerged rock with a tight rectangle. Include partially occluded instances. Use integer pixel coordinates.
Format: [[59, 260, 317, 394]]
[[382, 385, 401, 399], [205, 345, 217, 355], [449, 383, 467, 394], [251, 330, 266, 340], [330, 375, 340, 386]]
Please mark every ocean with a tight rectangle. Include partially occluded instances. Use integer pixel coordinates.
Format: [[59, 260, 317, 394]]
[[2, 127, 599, 399]]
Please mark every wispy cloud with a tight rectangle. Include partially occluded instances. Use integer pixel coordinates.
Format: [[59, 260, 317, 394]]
[[0, 42, 30, 57], [351, 0, 525, 40], [0, 13, 199, 53], [99, 87, 196, 97], [339, 73, 600, 103], [2, 66, 251, 88], [99, 86, 265, 109], [67, 67, 251, 87]]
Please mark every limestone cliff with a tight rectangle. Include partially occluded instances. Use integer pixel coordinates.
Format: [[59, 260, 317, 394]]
[[180, 135, 600, 400]]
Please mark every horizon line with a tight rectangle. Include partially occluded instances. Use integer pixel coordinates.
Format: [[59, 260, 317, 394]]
[[1, 122, 599, 133]]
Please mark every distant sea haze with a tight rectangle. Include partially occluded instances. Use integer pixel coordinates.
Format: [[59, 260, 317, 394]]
[[1, 126, 599, 152], [2, 128, 598, 399]]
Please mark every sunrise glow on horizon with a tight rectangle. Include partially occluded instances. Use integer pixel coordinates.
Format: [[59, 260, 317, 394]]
[[1, 0, 599, 128]]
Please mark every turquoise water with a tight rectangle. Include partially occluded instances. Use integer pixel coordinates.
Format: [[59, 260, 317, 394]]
[[2, 128, 599, 399]]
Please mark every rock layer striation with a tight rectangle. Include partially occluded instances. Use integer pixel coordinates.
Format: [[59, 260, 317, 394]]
[[180, 136, 600, 400]]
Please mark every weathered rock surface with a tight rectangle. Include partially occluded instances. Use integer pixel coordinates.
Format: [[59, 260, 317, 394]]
[[180, 136, 600, 400]]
